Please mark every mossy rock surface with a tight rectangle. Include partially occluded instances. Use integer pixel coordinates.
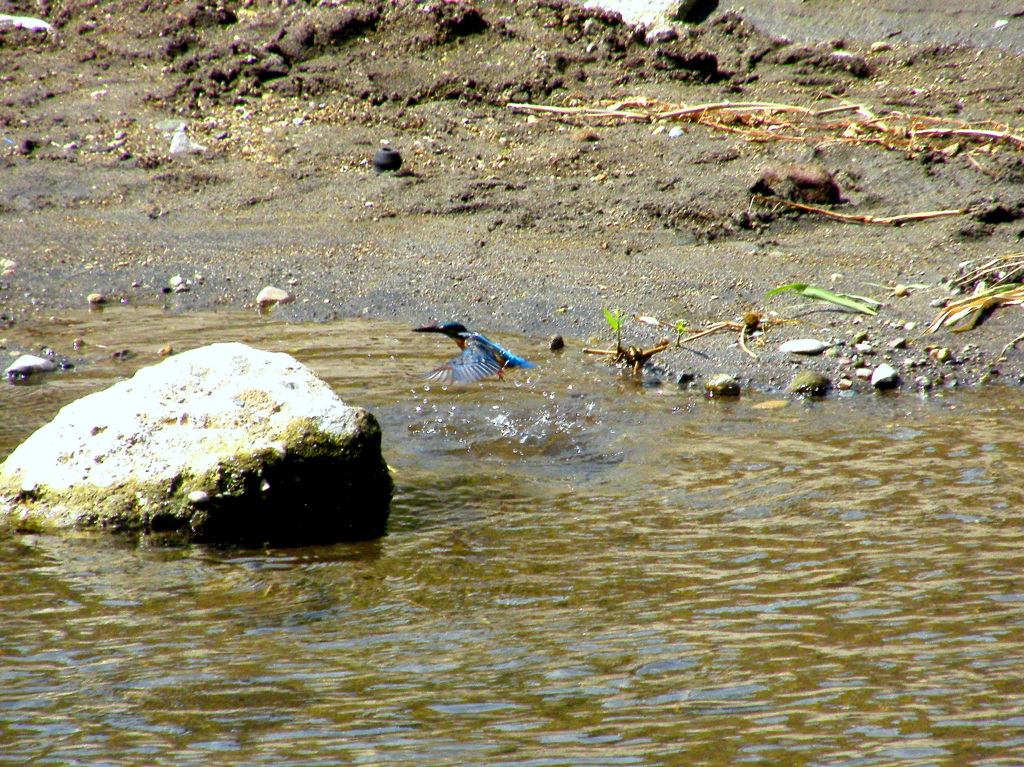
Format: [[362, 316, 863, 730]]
[[0, 343, 392, 544]]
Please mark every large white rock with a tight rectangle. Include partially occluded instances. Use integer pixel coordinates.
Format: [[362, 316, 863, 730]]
[[0, 343, 392, 543], [584, 0, 696, 29]]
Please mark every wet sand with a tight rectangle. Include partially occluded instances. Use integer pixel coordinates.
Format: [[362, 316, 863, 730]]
[[3, 0, 1024, 392]]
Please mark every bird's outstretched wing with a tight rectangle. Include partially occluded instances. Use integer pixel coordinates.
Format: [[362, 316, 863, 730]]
[[423, 342, 505, 384]]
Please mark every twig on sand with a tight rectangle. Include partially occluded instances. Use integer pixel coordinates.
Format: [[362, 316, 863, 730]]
[[751, 194, 970, 226], [737, 325, 757, 359], [508, 98, 1024, 157], [583, 342, 673, 373], [954, 253, 1024, 289], [910, 126, 1024, 150], [673, 320, 761, 359], [1000, 331, 1024, 358]]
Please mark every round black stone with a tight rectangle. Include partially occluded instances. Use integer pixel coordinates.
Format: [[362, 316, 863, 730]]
[[372, 147, 402, 172]]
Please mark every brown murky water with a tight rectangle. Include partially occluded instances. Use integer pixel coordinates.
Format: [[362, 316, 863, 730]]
[[2, 307, 1024, 766]]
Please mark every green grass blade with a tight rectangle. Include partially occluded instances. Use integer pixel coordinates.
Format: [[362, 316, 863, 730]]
[[766, 283, 878, 315]]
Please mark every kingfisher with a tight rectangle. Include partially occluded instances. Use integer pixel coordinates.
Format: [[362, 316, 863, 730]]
[[413, 322, 536, 384]]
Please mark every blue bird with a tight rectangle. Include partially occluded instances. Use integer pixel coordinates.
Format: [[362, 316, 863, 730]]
[[413, 322, 536, 384]]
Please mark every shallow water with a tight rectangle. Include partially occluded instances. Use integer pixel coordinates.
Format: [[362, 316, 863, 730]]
[[2, 307, 1024, 766]]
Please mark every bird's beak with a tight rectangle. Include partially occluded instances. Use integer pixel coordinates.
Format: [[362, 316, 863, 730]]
[[413, 324, 442, 333]]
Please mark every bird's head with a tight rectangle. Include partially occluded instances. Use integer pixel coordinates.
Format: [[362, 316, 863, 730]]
[[413, 322, 470, 339]]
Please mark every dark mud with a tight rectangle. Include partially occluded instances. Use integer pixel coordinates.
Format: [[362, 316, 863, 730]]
[[3, 0, 1024, 393]]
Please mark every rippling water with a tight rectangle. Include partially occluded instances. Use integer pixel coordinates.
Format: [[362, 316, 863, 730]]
[[2, 308, 1023, 765]]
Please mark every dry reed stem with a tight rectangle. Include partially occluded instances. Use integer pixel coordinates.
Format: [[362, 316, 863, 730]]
[[737, 326, 758, 359], [926, 285, 1024, 333], [955, 254, 1024, 288], [508, 99, 1024, 156], [751, 195, 970, 225]]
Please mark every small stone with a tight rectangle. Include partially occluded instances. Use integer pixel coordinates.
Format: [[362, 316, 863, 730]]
[[668, 126, 684, 138], [837, 377, 854, 390], [932, 347, 952, 363], [854, 343, 875, 355], [158, 344, 174, 357], [929, 298, 947, 308], [751, 399, 789, 410], [787, 370, 831, 395], [169, 128, 206, 154], [779, 339, 829, 355], [750, 162, 840, 204], [871, 363, 899, 389], [853, 331, 869, 344], [187, 490, 210, 504], [903, 322, 917, 331], [548, 335, 565, 351], [979, 369, 1000, 385], [372, 147, 402, 173], [570, 128, 600, 142], [168, 275, 189, 293], [87, 292, 106, 305], [914, 376, 932, 390], [892, 284, 910, 297], [888, 337, 907, 350], [854, 367, 873, 380], [256, 286, 295, 313], [870, 41, 892, 52], [705, 373, 740, 396], [676, 372, 695, 387], [5, 354, 58, 380]]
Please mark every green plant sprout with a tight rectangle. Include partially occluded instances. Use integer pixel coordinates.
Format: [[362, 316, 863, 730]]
[[675, 319, 688, 347], [603, 307, 625, 351]]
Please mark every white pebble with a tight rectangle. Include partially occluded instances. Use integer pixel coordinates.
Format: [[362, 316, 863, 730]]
[[5, 355, 58, 378], [256, 286, 295, 312], [779, 339, 829, 355], [871, 363, 899, 389]]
